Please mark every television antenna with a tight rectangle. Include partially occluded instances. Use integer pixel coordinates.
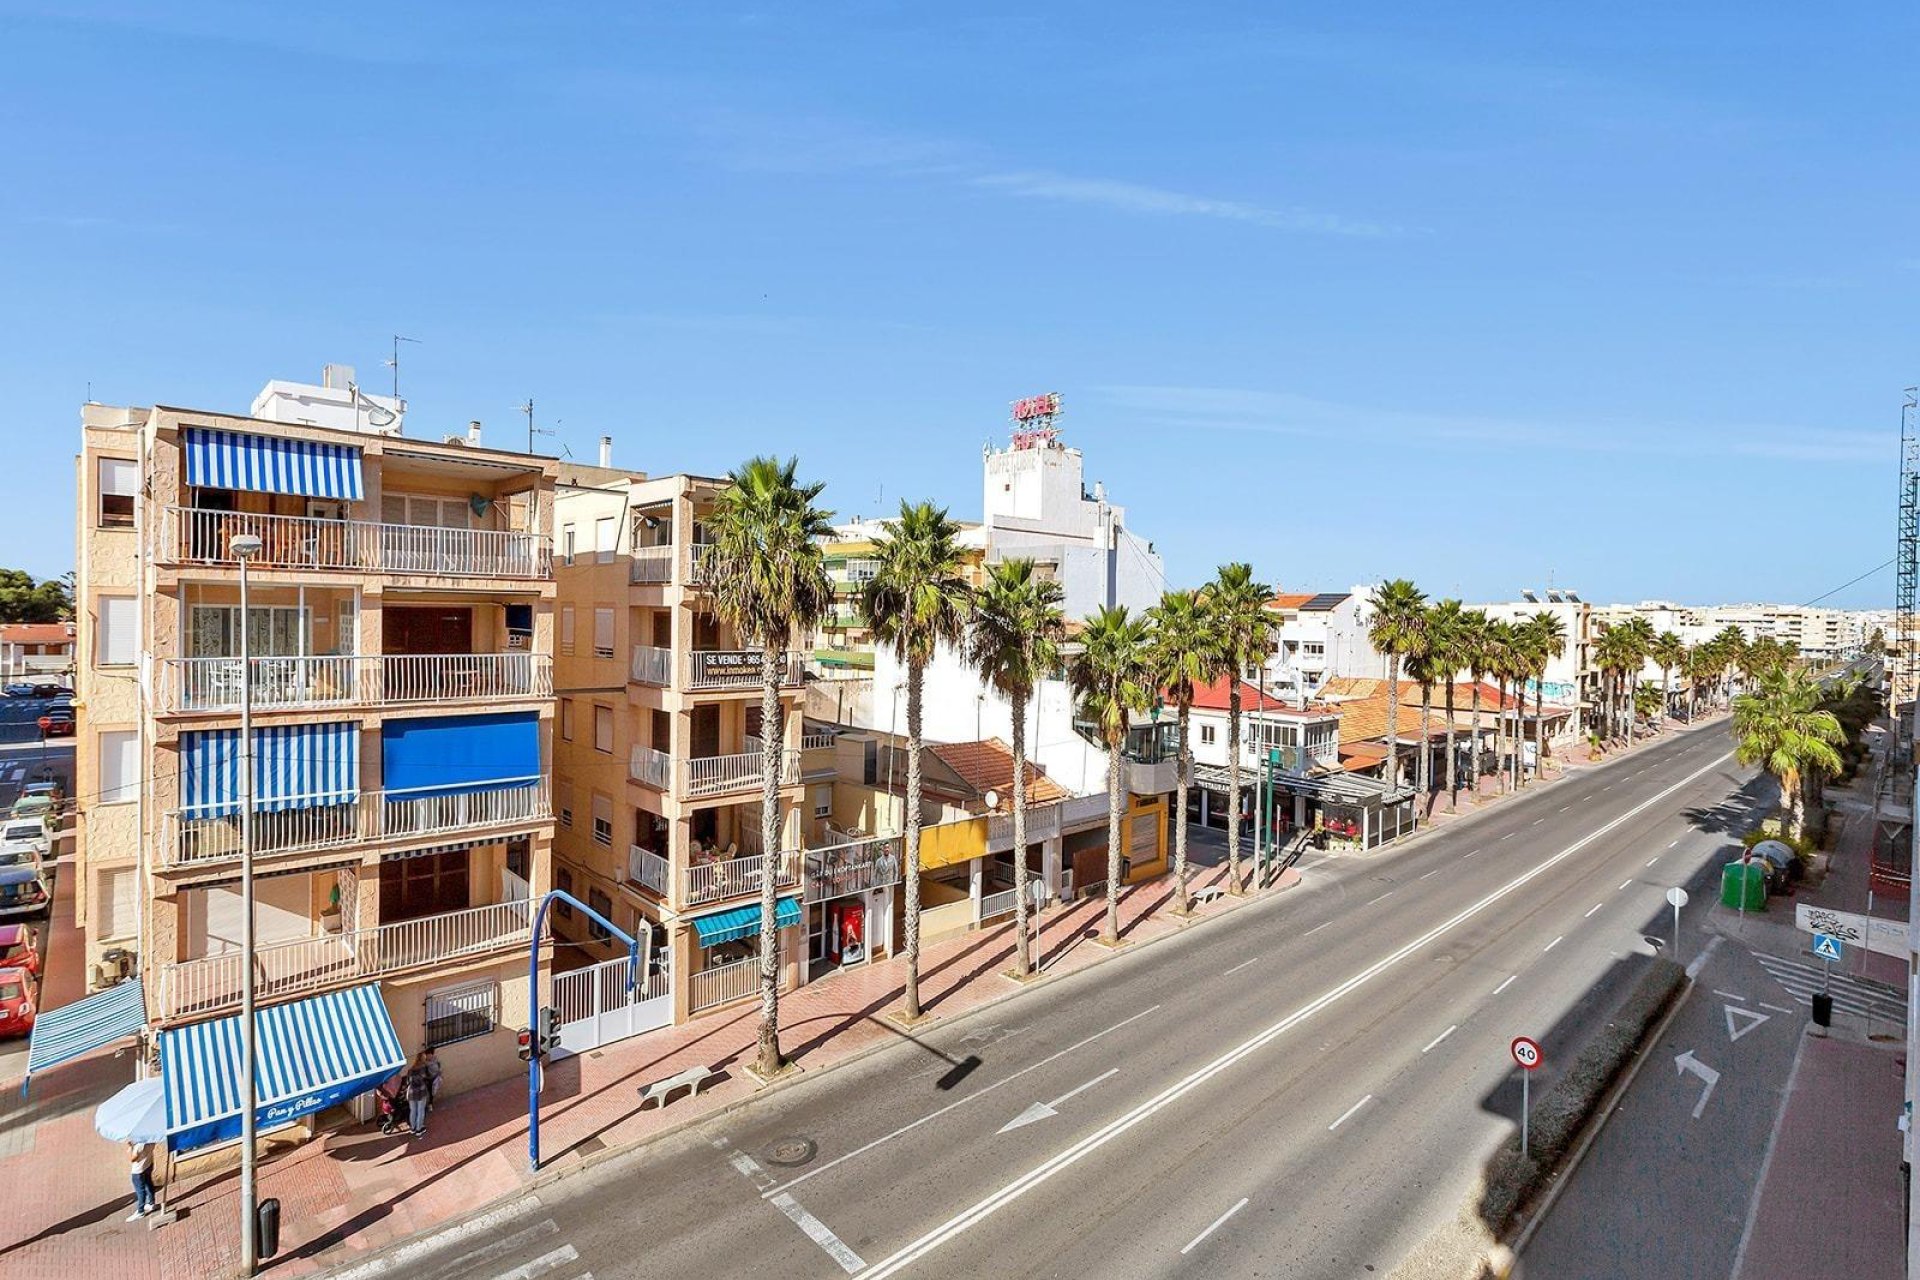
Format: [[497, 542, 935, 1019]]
[[385, 334, 420, 403], [520, 400, 557, 454]]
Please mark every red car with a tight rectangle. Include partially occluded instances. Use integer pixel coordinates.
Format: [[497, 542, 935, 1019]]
[[35, 707, 73, 738], [0, 965, 36, 1037], [0, 924, 39, 976]]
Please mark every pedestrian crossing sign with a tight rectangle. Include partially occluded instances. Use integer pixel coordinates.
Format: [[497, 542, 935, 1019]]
[[1812, 933, 1844, 962]]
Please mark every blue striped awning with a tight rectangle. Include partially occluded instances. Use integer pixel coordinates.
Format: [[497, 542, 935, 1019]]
[[692, 895, 802, 948], [181, 722, 360, 818], [21, 979, 147, 1093], [183, 427, 364, 500], [159, 983, 405, 1154]]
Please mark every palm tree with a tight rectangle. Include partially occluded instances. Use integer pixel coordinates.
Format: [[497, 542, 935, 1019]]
[[1592, 626, 1632, 744], [1650, 631, 1686, 727], [1457, 609, 1494, 796], [1622, 617, 1655, 745], [1524, 610, 1567, 778], [864, 500, 973, 1020], [1401, 617, 1442, 806], [1368, 580, 1428, 794], [1711, 626, 1747, 707], [1732, 667, 1844, 839], [708, 456, 833, 1076], [1207, 564, 1276, 893], [1426, 600, 1467, 811], [1148, 589, 1226, 914], [1071, 606, 1156, 945], [966, 559, 1066, 977], [1484, 620, 1522, 790]]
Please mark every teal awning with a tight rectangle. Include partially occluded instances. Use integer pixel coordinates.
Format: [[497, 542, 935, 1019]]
[[23, 979, 147, 1093], [692, 895, 801, 947]]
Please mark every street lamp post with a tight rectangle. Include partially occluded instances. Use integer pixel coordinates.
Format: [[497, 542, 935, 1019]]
[[231, 532, 262, 1276]]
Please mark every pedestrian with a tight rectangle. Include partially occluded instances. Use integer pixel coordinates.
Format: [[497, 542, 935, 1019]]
[[405, 1051, 432, 1139], [126, 1141, 157, 1221], [423, 1046, 443, 1110]]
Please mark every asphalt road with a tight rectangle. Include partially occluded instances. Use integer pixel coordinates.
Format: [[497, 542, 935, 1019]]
[[332, 725, 1757, 1280]]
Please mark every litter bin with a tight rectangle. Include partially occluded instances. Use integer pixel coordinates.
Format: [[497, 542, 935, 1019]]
[[1812, 992, 1833, 1029], [257, 1197, 280, 1260], [1719, 860, 1767, 911]]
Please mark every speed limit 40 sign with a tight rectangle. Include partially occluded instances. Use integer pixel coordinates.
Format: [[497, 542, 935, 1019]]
[[1510, 1036, 1543, 1071]]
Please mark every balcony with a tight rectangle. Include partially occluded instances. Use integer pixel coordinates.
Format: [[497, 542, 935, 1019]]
[[685, 748, 801, 798], [161, 778, 551, 867], [685, 848, 801, 907], [631, 645, 672, 686], [626, 845, 670, 896], [688, 649, 803, 692], [159, 653, 552, 714], [630, 746, 672, 790], [164, 506, 550, 579], [628, 542, 718, 586], [157, 899, 533, 1019], [804, 832, 902, 902], [1123, 756, 1179, 796], [986, 793, 1110, 852]]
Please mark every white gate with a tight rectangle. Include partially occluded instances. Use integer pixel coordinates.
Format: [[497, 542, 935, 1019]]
[[550, 954, 671, 1058]]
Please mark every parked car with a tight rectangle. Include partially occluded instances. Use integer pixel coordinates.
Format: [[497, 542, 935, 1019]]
[[0, 923, 41, 976], [35, 706, 73, 737], [3, 683, 65, 699], [0, 866, 48, 917], [21, 780, 64, 812], [0, 818, 47, 865], [0, 965, 37, 1037], [8, 795, 52, 824]]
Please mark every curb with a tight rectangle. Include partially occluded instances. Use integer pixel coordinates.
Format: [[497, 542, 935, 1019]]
[[315, 867, 1304, 1277]]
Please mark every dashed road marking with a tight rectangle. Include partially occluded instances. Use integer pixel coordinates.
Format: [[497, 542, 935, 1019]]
[[1422, 1025, 1457, 1054], [1180, 1198, 1249, 1255], [1328, 1095, 1373, 1131], [1584, 903, 1603, 918], [1494, 975, 1518, 995], [1619, 880, 1633, 890], [1222, 956, 1261, 976], [1544, 936, 1563, 953]]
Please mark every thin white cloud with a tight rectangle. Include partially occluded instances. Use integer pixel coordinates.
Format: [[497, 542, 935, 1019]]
[[970, 171, 1400, 238]]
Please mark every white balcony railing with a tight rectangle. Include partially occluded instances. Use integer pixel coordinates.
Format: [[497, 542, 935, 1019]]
[[688, 542, 718, 584], [804, 833, 902, 902], [164, 507, 550, 579], [159, 899, 533, 1019], [630, 746, 672, 790], [688, 956, 758, 1013], [801, 732, 837, 752], [985, 792, 1113, 853], [630, 545, 674, 584], [631, 645, 672, 686], [688, 649, 803, 691], [627, 845, 670, 896], [162, 779, 551, 867], [160, 653, 551, 713], [685, 749, 800, 798], [684, 849, 801, 908]]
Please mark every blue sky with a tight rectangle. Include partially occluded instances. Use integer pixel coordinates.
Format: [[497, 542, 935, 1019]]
[[1, 2, 1912, 607]]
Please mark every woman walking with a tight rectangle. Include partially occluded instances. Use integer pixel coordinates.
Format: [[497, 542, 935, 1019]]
[[405, 1052, 433, 1139]]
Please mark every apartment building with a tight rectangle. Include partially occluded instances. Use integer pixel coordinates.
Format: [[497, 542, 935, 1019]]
[[71, 385, 557, 1120], [1476, 590, 1598, 737], [1257, 589, 1381, 699], [1593, 600, 1873, 663]]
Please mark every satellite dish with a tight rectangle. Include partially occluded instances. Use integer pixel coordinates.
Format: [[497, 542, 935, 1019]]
[[984, 789, 1001, 812], [468, 493, 491, 518]]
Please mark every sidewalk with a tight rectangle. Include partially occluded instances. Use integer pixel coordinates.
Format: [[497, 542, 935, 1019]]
[[1734, 1029, 1907, 1280], [1, 849, 1295, 1279]]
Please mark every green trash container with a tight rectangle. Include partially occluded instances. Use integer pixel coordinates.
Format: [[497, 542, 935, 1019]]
[[1719, 860, 1766, 911]]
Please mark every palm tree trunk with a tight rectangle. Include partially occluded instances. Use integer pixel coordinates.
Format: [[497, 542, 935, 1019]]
[[1174, 701, 1192, 914], [1469, 682, 1484, 797], [1533, 678, 1546, 781], [1227, 681, 1243, 893], [1103, 739, 1123, 945], [1384, 651, 1401, 792], [1419, 683, 1434, 806], [902, 661, 926, 1020], [1009, 685, 1032, 977], [1626, 672, 1637, 748], [1490, 681, 1504, 795], [1444, 680, 1458, 811], [1663, 668, 1672, 728], [755, 645, 784, 1077]]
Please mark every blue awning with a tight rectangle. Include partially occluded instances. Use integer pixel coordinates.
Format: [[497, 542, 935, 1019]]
[[22, 979, 147, 1093], [692, 895, 802, 948], [182, 722, 360, 818], [160, 983, 404, 1155], [183, 427, 365, 501], [381, 711, 539, 800]]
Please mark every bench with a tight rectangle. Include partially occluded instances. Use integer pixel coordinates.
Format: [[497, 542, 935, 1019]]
[[1192, 885, 1227, 906], [638, 1064, 713, 1109]]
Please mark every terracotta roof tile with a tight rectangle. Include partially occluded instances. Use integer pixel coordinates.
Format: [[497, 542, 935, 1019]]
[[0, 624, 73, 645], [928, 738, 1071, 804]]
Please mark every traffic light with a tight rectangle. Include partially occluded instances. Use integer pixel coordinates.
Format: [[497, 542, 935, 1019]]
[[535, 1005, 561, 1056], [516, 1027, 535, 1062]]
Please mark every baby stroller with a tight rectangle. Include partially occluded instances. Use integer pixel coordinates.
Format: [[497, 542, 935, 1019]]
[[375, 1078, 405, 1135]]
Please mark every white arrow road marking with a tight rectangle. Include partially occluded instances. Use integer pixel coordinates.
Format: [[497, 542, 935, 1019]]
[[1725, 1006, 1770, 1043], [1675, 1050, 1721, 1119], [999, 1068, 1119, 1133]]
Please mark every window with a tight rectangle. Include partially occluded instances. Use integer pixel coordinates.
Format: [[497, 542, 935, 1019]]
[[561, 523, 576, 566], [594, 704, 613, 754], [593, 607, 615, 659], [96, 866, 136, 940], [99, 730, 137, 805], [97, 596, 136, 666], [424, 981, 498, 1049], [98, 457, 136, 528], [559, 784, 574, 828], [588, 887, 613, 941], [1200, 724, 1216, 746], [556, 867, 574, 919], [812, 785, 832, 819], [560, 606, 575, 656], [595, 516, 616, 564], [592, 793, 613, 847], [560, 698, 574, 741]]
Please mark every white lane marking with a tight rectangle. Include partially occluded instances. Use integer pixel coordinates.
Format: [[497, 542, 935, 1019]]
[[1730, 1032, 1809, 1277], [1758, 1002, 1794, 1015], [1544, 936, 1563, 952], [328, 1198, 544, 1280], [1222, 956, 1261, 976], [1584, 903, 1603, 918], [1494, 975, 1518, 996], [1531, 819, 1544, 827], [1000, 1068, 1122, 1133], [1180, 1198, 1249, 1255], [1421, 1025, 1457, 1054], [1602, 785, 1612, 791], [1500, 833, 1514, 841], [1686, 934, 1723, 980], [1302, 920, 1333, 937], [492, 1246, 579, 1280], [1712, 990, 1746, 1001], [1418, 868, 1440, 880], [433, 1221, 561, 1278], [1668, 839, 1679, 849], [1366, 891, 1395, 906], [1462, 849, 1479, 858], [1558, 805, 1570, 812], [765, 1004, 1161, 1196], [855, 750, 1737, 1280], [1328, 1094, 1374, 1130], [1619, 880, 1633, 890], [770, 1193, 868, 1274], [1647, 857, 1660, 867]]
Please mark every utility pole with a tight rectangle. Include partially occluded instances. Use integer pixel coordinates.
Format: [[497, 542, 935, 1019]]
[[522, 399, 535, 454], [231, 534, 262, 1276]]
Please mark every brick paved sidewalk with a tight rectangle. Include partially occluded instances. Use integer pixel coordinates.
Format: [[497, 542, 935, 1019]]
[[2, 850, 1294, 1280]]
